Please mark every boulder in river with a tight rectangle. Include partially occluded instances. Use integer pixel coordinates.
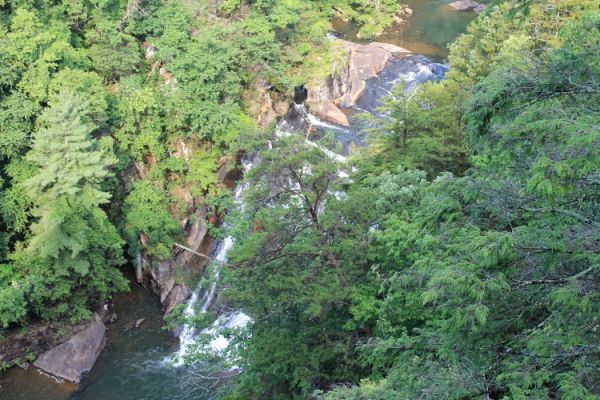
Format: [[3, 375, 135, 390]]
[[33, 313, 106, 383], [449, 0, 481, 11], [334, 40, 410, 109], [313, 101, 349, 126]]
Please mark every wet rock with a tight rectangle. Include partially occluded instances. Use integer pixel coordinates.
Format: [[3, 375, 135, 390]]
[[33, 314, 106, 384], [449, 0, 481, 11], [371, 42, 411, 57], [175, 210, 211, 267], [314, 101, 349, 126], [163, 284, 192, 315], [293, 85, 308, 104], [352, 44, 391, 79], [311, 39, 411, 109], [340, 78, 366, 108], [94, 302, 117, 324], [160, 277, 176, 303]]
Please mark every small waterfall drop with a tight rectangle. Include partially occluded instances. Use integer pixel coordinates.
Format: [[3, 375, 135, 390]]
[[173, 157, 255, 367]]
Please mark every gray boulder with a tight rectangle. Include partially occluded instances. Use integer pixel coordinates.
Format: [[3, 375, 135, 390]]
[[449, 0, 481, 11], [34, 313, 106, 383], [163, 284, 192, 315]]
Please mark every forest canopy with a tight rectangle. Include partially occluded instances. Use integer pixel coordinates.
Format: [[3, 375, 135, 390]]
[[0, 0, 599, 399]]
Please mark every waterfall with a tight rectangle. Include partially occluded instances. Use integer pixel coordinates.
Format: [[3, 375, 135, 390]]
[[173, 54, 447, 368], [173, 157, 255, 367]]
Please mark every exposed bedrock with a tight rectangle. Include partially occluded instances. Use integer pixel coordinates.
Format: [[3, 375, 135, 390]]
[[307, 39, 411, 125]]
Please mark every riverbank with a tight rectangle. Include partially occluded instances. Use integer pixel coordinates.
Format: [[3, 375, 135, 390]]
[[0, 271, 217, 400], [333, 0, 478, 59]]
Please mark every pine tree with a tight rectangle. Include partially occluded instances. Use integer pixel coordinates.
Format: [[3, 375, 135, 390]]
[[25, 90, 112, 209], [19, 90, 126, 321]]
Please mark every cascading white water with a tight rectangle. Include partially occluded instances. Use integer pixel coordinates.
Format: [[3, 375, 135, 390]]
[[173, 55, 447, 368], [276, 104, 348, 163], [173, 159, 255, 367]]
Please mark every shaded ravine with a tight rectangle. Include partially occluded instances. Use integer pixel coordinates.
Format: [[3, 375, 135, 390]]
[[0, 55, 452, 400], [171, 52, 451, 363]]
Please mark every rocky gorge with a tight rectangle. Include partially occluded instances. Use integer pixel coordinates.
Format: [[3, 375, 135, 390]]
[[0, 1, 478, 397]]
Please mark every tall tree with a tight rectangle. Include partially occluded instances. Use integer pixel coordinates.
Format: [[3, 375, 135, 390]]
[[16, 90, 126, 322]]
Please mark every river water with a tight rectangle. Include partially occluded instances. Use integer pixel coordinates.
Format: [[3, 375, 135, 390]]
[[0, 3, 474, 399], [332, 0, 477, 59], [0, 272, 215, 400]]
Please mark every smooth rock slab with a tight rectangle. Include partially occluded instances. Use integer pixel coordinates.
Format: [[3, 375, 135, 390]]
[[34, 314, 106, 383], [314, 101, 349, 126], [449, 0, 481, 11], [163, 284, 192, 315], [337, 41, 411, 108]]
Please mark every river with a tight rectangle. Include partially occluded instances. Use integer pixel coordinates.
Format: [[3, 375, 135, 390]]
[[0, 2, 474, 399], [333, 0, 477, 59], [0, 271, 215, 400]]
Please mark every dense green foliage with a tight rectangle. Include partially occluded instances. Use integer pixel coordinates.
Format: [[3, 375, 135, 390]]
[[0, 0, 416, 329], [1, 0, 598, 398], [211, 1, 600, 399]]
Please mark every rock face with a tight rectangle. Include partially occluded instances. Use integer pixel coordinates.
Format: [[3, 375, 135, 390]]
[[163, 284, 192, 315], [1, 304, 115, 369], [1, 321, 86, 368], [307, 39, 410, 121], [449, 0, 481, 11], [244, 78, 289, 129], [313, 101, 349, 126], [132, 136, 225, 320], [33, 314, 106, 383]]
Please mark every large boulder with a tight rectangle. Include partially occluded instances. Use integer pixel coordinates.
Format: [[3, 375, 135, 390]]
[[33, 314, 106, 383], [314, 101, 350, 126], [339, 77, 367, 108], [449, 0, 481, 11], [0, 320, 87, 369], [370, 42, 411, 57], [351, 44, 392, 80], [309, 39, 411, 111], [339, 42, 404, 108]]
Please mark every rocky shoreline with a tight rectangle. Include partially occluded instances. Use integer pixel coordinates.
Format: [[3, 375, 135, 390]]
[[308, 39, 411, 127]]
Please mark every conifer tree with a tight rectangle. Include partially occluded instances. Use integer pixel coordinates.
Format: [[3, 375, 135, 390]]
[[20, 89, 126, 321]]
